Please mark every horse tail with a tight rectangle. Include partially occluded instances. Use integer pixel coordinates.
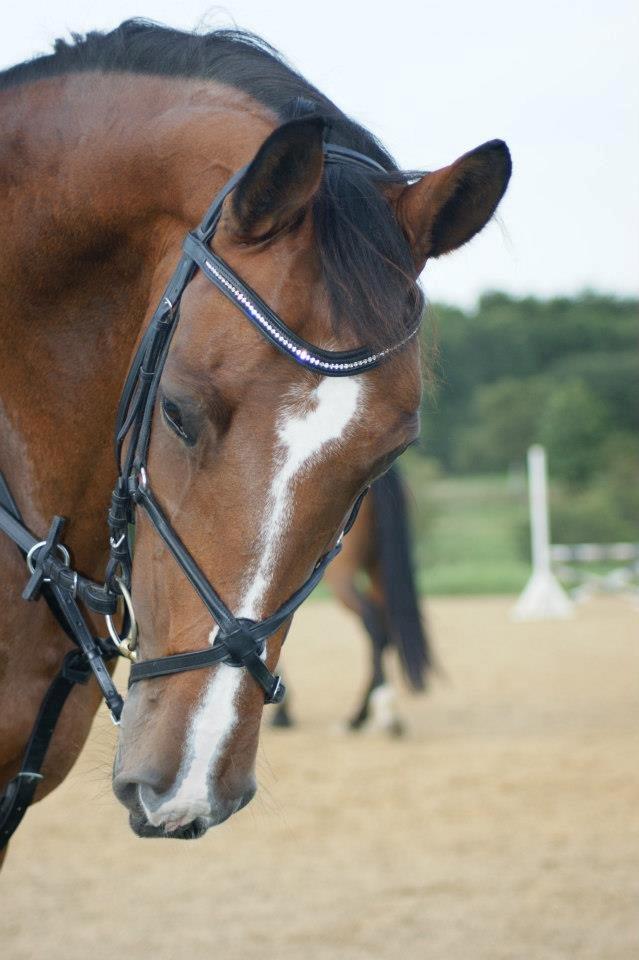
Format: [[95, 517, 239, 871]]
[[370, 464, 432, 691]]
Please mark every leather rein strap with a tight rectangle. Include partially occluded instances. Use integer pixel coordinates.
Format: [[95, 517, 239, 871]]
[[0, 651, 92, 848]]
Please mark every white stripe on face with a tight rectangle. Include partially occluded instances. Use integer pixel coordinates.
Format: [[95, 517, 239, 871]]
[[241, 375, 363, 618], [140, 376, 363, 828]]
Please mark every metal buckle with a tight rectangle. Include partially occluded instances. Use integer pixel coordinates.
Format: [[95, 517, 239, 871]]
[[109, 532, 126, 550], [105, 577, 138, 662]]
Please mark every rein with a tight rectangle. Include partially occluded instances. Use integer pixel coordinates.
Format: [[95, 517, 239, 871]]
[[0, 142, 420, 848]]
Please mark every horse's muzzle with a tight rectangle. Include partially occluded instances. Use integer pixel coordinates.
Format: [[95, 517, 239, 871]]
[[113, 771, 256, 839]]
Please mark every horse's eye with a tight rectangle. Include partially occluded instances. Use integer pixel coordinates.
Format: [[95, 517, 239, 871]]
[[161, 398, 195, 446]]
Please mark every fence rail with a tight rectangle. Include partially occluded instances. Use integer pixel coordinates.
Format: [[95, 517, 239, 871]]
[[551, 543, 639, 564]]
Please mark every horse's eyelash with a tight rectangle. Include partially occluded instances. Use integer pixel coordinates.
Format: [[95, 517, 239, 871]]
[[162, 399, 193, 445]]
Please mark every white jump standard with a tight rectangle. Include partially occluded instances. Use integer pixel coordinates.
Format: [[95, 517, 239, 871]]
[[512, 445, 574, 621]]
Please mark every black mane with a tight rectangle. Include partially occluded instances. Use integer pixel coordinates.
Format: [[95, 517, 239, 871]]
[[1, 20, 423, 347]]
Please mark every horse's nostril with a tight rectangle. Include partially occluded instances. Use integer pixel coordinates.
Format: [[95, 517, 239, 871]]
[[112, 775, 138, 807], [112, 767, 174, 810]]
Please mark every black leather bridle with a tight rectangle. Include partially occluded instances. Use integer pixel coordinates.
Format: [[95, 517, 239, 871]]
[[0, 141, 420, 846]]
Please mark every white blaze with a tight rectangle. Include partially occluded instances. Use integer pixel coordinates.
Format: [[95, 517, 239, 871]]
[[140, 376, 362, 827], [241, 376, 362, 618]]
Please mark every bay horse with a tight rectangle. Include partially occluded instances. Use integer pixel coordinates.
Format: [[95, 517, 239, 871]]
[[0, 21, 511, 850], [272, 464, 433, 734]]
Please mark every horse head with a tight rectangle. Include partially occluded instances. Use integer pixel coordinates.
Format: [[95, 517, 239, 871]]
[[112, 113, 510, 838]]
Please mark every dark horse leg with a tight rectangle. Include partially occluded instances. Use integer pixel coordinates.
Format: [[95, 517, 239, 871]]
[[347, 596, 387, 727], [347, 595, 404, 736], [270, 596, 403, 734], [271, 464, 430, 735]]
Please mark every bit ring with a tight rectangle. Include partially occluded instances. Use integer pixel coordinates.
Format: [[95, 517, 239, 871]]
[[105, 577, 138, 662]]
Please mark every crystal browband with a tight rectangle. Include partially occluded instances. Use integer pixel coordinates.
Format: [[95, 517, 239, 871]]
[[182, 233, 419, 377]]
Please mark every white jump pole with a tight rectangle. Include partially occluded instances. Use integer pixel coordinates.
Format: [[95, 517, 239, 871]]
[[512, 445, 574, 621]]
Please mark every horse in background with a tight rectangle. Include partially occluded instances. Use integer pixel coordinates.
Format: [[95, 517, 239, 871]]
[[272, 464, 432, 734]]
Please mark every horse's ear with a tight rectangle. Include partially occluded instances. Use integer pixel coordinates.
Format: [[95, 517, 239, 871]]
[[396, 139, 511, 266], [228, 116, 326, 241]]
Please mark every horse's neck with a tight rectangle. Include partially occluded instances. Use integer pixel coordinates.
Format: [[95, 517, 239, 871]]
[[0, 73, 274, 573]]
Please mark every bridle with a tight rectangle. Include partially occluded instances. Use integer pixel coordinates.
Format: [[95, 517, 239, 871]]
[[0, 141, 420, 846], [113, 141, 419, 703]]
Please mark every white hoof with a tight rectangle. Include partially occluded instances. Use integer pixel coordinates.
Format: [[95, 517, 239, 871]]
[[366, 684, 405, 737]]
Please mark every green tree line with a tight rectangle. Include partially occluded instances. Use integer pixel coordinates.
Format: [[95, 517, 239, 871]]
[[418, 292, 638, 543]]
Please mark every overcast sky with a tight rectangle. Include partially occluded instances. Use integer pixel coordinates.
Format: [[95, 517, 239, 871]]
[[2, 1, 637, 307]]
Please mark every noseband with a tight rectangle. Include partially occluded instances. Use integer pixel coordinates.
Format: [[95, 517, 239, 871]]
[[0, 141, 419, 845]]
